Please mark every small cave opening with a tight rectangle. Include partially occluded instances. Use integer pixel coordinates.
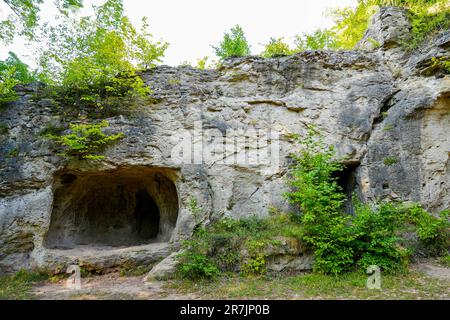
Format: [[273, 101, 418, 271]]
[[44, 167, 179, 249], [334, 163, 359, 215]]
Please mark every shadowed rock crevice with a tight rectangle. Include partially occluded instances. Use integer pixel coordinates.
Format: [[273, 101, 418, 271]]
[[44, 167, 178, 249], [335, 164, 359, 215]]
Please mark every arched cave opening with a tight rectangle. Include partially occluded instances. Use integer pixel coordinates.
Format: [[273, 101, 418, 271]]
[[44, 167, 178, 249]]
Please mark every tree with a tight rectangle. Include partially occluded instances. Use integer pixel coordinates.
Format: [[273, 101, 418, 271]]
[[212, 25, 251, 60], [294, 29, 338, 51], [0, 51, 35, 104], [0, 0, 83, 43]]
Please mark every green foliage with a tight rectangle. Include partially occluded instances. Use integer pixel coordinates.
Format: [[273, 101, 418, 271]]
[[383, 156, 399, 166], [288, 0, 450, 53], [326, 0, 450, 50], [0, 122, 8, 134], [404, 205, 449, 255], [0, 51, 35, 105], [0, 0, 83, 43], [212, 25, 251, 60], [196, 56, 209, 69], [404, 0, 450, 50], [431, 56, 450, 74], [351, 201, 410, 272], [284, 128, 449, 274], [438, 253, 450, 267], [7, 146, 18, 158], [284, 128, 346, 230], [0, 269, 48, 300], [176, 209, 305, 280], [261, 37, 293, 57], [241, 240, 268, 276], [294, 29, 338, 51], [177, 238, 220, 280], [46, 120, 123, 160], [328, 1, 376, 49], [367, 37, 382, 49], [36, 0, 167, 111]]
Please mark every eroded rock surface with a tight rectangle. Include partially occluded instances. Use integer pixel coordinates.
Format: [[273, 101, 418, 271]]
[[0, 8, 449, 274]]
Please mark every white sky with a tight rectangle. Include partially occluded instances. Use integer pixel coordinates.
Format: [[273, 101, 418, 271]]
[[1, 0, 356, 67]]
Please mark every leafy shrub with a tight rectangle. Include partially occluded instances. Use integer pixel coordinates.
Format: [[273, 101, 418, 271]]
[[351, 201, 410, 272], [405, 0, 450, 50], [294, 30, 338, 51], [261, 37, 293, 57], [284, 127, 448, 274], [0, 269, 49, 300], [212, 25, 251, 60], [404, 205, 449, 256], [293, 0, 449, 52], [0, 52, 35, 105], [383, 156, 399, 166], [46, 120, 123, 160], [431, 57, 450, 74], [176, 210, 305, 279]]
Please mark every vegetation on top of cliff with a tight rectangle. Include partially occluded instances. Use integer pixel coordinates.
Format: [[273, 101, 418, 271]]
[[0, 269, 48, 300], [0, 52, 35, 105], [0, 0, 83, 44], [36, 0, 167, 112], [177, 128, 450, 279]]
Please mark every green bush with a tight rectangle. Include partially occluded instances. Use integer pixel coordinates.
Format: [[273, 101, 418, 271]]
[[261, 37, 293, 58], [0, 269, 48, 300], [294, 30, 338, 51], [0, 52, 35, 105], [212, 25, 251, 60], [46, 120, 123, 160], [176, 210, 305, 280], [295, 0, 450, 51], [383, 156, 399, 166]]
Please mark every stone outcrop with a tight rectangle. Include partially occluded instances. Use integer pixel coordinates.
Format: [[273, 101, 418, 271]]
[[0, 7, 449, 274]]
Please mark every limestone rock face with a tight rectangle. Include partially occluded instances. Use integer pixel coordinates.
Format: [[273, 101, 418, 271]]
[[0, 8, 449, 274]]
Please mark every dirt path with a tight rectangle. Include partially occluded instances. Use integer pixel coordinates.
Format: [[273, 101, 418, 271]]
[[413, 262, 450, 281], [32, 273, 197, 300]]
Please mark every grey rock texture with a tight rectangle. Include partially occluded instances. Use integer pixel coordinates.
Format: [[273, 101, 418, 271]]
[[144, 252, 179, 281], [0, 8, 449, 274]]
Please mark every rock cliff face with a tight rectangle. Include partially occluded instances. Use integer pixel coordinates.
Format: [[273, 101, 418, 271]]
[[0, 7, 448, 273]]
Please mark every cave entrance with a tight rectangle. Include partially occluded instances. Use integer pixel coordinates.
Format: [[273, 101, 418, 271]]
[[44, 167, 179, 249], [335, 163, 359, 215]]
